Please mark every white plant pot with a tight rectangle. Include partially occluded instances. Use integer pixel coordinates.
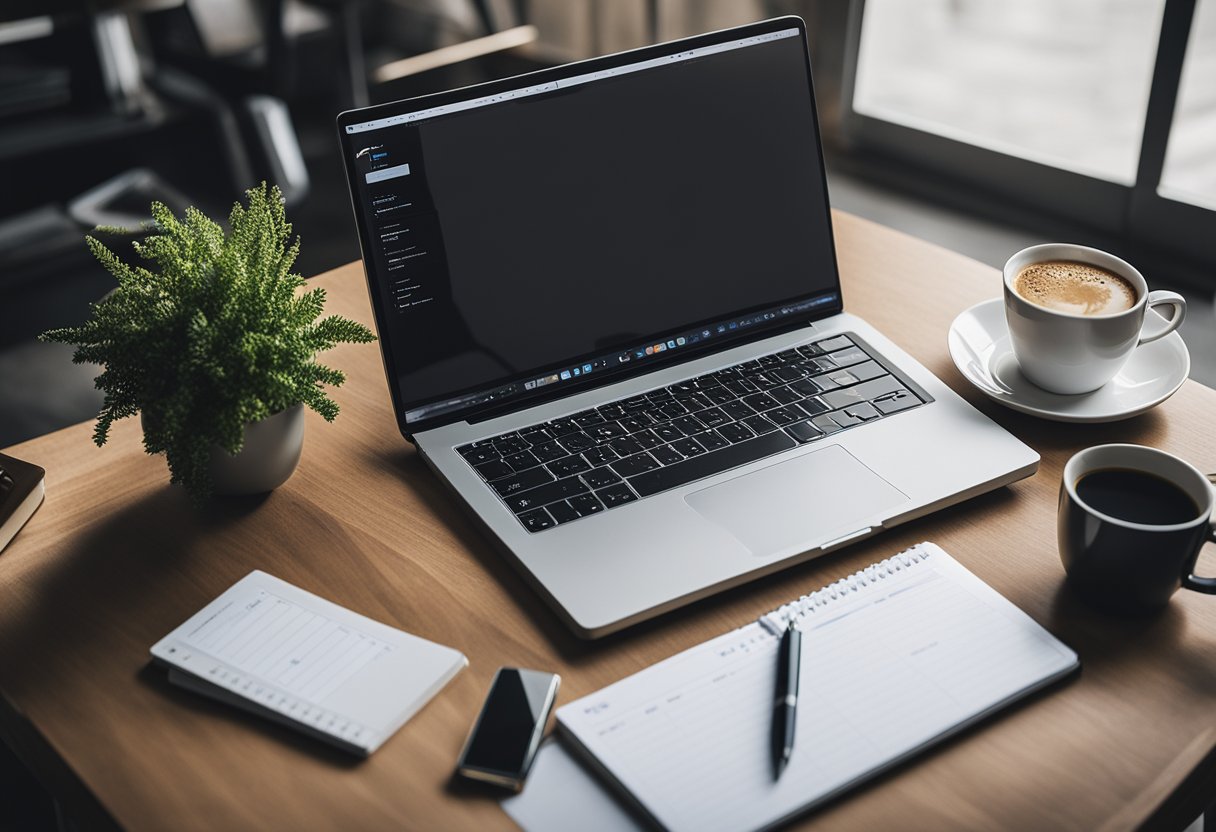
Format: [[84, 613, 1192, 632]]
[[208, 404, 305, 496]]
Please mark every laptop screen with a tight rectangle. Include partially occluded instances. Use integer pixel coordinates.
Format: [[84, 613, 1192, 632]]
[[341, 21, 841, 429]]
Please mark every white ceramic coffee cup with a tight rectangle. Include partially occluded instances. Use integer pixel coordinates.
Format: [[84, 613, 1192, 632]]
[[1003, 243, 1186, 395]]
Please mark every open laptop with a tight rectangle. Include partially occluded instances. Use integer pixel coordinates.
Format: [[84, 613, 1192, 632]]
[[337, 17, 1038, 638]]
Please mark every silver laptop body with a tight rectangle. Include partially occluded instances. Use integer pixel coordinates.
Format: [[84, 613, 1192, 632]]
[[339, 18, 1037, 638]]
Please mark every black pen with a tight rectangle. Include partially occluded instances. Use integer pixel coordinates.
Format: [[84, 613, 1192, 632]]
[[772, 617, 801, 779]]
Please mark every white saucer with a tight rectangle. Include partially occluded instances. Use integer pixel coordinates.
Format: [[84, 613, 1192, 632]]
[[947, 298, 1190, 423]]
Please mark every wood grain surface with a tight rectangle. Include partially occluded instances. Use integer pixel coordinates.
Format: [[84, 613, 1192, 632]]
[[2, 211, 1214, 831]]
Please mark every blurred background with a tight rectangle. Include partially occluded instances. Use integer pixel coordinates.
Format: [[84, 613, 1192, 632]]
[[0, 0, 1214, 826], [1, 0, 1214, 453]]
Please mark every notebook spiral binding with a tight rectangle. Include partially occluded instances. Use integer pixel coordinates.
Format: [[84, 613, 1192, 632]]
[[758, 542, 936, 636]]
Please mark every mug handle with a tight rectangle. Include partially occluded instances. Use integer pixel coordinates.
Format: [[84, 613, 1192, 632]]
[[1182, 524, 1216, 593], [1137, 290, 1186, 347]]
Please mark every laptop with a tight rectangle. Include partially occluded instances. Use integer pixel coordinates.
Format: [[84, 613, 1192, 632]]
[[337, 17, 1038, 638]]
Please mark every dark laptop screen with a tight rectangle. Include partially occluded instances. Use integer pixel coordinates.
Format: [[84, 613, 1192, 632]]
[[342, 23, 841, 427]]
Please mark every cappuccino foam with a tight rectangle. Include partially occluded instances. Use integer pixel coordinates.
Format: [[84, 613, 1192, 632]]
[[1014, 260, 1137, 316]]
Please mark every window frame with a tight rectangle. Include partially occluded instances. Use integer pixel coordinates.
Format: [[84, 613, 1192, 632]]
[[839, 0, 1212, 268]]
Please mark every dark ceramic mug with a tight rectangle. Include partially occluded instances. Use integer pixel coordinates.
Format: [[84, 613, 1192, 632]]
[[1058, 444, 1216, 614]]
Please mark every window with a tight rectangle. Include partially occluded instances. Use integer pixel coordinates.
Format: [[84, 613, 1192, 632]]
[[843, 0, 1216, 269]]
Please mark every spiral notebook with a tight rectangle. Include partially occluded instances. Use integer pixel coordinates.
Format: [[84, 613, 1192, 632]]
[[151, 570, 467, 756], [557, 542, 1079, 832]]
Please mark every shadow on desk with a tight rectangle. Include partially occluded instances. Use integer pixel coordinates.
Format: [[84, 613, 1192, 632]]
[[0, 487, 268, 694]]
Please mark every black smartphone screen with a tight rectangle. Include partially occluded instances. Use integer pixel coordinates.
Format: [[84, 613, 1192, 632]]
[[461, 669, 558, 780]]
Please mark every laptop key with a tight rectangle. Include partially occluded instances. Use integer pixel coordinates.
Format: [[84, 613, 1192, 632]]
[[742, 414, 778, 435], [769, 385, 803, 405], [694, 430, 729, 452], [569, 493, 605, 517], [582, 466, 621, 489], [796, 343, 825, 358], [504, 476, 588, 512], [766, 406, 806, 427], [874, 389, 921, 414], [494, 436, 531, 455], [628, 431, 797, 498], [493, 466, 554, 498], [460, 446, 501, 465], [785, 420, 825, 443], [848, 361, 888, 382], [652, 445, 684, 466], [587, 422, 629, 442], [572, 411, 606, 429], [817, 335, 854, 353], [697, 407, 731, 428], [747, 372, 781, 391], [829, 409, 865, 428], [559, 432, 597, 454], [597, 482, 638, 508], [797, 397, 830, 416], [669, 437, 706, 457], [772, 366, 807, 382], [718, 423, 754, 443], [720, 400, 755, 421], [618, 415, 655, 433], [821, 375, 904, 409], [597, 403, 627, 420], [547, 501, 580, 524], [788, 378, 819, 397], [653, 424, 683, 443], [671, 415, 706, 436], [548, 455, 591, 478], [633, 430, 663, 450], [844, 402, 881, 421], [742, 392, 780, 412], [582, 446, 619, 467], [504, 450, 542, 472], [519, 509, 555, 532], [520, 426, 552, 442], [811, 414, 844, 434], [827, 347, 870, 368], [531, 441, 567, 463], [547, 418, 581, 436], [475, 459, 514, 480], [703, 387, 736, 405], [657, 402, 689, 420], [609, 436, 644, 457], [612, 452, 662, 477]]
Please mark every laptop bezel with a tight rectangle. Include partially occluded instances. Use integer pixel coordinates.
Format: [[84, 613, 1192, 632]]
[[337, 15, 844, 441]]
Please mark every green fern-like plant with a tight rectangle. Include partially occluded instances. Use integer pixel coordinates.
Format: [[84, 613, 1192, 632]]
[[40, 183, 376, 499]]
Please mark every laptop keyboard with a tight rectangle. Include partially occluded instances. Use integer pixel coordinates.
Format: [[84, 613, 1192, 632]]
[[455, 334, 925, 533]]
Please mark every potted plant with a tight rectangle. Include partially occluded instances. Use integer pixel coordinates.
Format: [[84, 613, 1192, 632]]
[[41, 183, 376, 500]]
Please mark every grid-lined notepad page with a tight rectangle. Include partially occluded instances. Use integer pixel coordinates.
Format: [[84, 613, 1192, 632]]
[[151, 570, 466, 755], [557, 542, 1078, 832]]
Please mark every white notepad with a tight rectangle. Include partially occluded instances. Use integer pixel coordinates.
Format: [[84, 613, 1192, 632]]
[[151, 570, 467, 756], [557, 542, 1079, 832]]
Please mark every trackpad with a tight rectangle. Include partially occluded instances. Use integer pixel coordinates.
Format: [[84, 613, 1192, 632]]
[[684, 445, 907, 556]]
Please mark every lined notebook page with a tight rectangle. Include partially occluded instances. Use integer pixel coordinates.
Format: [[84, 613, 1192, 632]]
[[151, 570, 466, 755], [557, 543, 1078, 832]]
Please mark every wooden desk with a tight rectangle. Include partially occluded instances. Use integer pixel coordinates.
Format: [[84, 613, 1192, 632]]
[[2, 211, 1214, 831]]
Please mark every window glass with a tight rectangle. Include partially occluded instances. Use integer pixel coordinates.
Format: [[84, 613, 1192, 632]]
[[1158, 0, 1216, 209], [853, 0, 1165, 185]]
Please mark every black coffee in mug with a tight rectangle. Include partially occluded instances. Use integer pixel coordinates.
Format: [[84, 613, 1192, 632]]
[[1059, 444, 1216, 614], [1074, 468, 1199, 526]]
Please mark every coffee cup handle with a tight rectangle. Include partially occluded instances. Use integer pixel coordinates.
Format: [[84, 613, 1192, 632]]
[[1181, 518, 1216, 594], [1137, 291, 1187, 347]]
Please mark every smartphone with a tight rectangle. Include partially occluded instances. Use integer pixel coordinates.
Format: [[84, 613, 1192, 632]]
[[456, 667, 560, 790]]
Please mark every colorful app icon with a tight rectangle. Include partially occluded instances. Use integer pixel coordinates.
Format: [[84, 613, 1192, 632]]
[[676, 337, 686, 346], [573, 367, 581, 376], [583, 363, 593, 373], [655, 343, 666, 352], [561, 370, 571, 380], [645, 346, 654, 355]]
